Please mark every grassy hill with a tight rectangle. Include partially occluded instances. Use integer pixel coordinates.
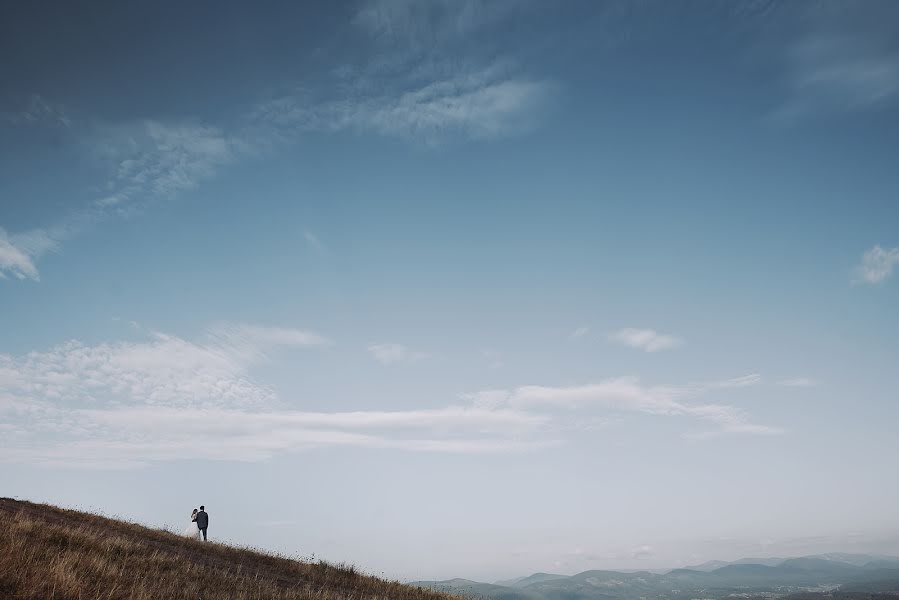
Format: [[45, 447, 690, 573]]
[[0, 497, 460, 600]]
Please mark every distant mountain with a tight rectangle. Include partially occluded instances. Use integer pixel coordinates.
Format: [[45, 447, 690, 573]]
[[809, 554, 899, 568], [682, 560, 730, 572], [730, 556, 787, 567], [495, 576, 528, 587], [415, 554, 899, 600], [781, 557, 864, 572], [503, 573, 568, 588], [412, 578, 537, 600], [683, 557, 784, 571]]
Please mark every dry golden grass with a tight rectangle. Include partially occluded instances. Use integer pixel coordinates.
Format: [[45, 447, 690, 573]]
[[0, 498, 462, 600]]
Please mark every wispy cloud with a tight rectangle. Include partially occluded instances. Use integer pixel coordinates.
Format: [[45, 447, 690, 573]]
[[250, 0, 553, 146], [707, 374, 762, 388], [251, 67, 553, 146], [103, 120, 241, 204], [0, 324, 329, 409], [1, 119, 243, 282], [303, 231, 325, 254], [2, 1, 554, 283], [1, 94, 70, 128], [608, 328, 683, 352], [569, 326, 589, 340], [776, 32, 899, 120], [465, 374, 780, 438], [5, 75, 548, 282], [854, 245, 899, 284], [0, 229, 42, 281], [0, 327, 551, 467], [367, 343, 429, 365], [1, 322, 788, 468], [353, 0, 525, 48]]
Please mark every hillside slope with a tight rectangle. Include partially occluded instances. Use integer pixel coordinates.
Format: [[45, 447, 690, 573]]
[[0, 498, 459, 600]]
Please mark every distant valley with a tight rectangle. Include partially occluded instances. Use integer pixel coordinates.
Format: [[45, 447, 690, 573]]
[[412, 554, 899, 600]]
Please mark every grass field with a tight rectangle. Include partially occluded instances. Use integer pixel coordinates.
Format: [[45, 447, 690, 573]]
[[0, 497, 460, 600]]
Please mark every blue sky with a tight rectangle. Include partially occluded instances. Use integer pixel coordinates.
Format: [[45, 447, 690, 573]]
[[2, 0, 899, 582]]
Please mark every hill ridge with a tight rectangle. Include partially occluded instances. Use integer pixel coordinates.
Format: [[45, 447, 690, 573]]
[[0, 497, 458, 600]]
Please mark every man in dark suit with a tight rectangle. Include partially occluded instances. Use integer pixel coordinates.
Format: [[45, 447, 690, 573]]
[[196, 506, 209, 541]]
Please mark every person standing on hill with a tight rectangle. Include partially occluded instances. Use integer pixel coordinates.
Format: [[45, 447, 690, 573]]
[[184, 508, 201, 539], [196, 506, 209, 541]]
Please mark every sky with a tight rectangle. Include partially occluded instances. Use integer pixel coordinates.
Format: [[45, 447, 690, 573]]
[[2, 0, 899, 584]]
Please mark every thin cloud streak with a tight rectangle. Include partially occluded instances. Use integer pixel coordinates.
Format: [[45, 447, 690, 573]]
[[569, 327, 589, 340], [0, 94, 70, 128], [250, 69, 554, 146], [608, 328, 683, 352], [464, 374, 780, 438], [367, 343, 429, 365], [303, 231, 325, 254], [775, 27, 899, 121]]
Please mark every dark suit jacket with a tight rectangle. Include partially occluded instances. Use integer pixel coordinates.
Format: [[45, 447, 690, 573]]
[[196, 511, 208, 529]]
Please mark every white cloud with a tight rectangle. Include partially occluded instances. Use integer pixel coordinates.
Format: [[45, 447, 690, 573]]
[[107, 120, 240, 203], [1, 336, 266, 409], [2, 433, 555, 469], [252, 69, 553, 146], [776, 32, 899, 120], [367, 343, 429, 365], [79, 405, 545, 435], [0, 229, 41, 281], [0, 324, 329, 410], [472, 374, 779, 438], [1, 324, 784, 469], [707, 374, 762, 389], [855, 245, 899, 284], [208, 324, 331, 363], [463, 389, 512, 410], [0, 327, 553, 468], [251, 1, 553, 145], [569, 327, 589, 340], [608, 328, 683, 352]]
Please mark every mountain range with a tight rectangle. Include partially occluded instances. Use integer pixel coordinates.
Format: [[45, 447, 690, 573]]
[[412, 554, 899, 600]]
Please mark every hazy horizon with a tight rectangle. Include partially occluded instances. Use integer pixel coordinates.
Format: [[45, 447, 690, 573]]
[[2, 0, 898, 584]]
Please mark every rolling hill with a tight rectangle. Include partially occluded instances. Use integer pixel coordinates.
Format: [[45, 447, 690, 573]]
[[0, 497, 460, 600], [413, 554, 899, 600]]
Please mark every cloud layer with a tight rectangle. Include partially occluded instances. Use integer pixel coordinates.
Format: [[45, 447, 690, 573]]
[[1, 323, 785, 468], [0, 326, 553, 468]]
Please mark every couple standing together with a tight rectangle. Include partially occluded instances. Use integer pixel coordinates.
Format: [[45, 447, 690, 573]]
[[184, 506, 209, 541]]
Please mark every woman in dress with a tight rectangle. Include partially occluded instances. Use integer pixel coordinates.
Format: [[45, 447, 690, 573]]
[[183, 508, 201, 539]]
